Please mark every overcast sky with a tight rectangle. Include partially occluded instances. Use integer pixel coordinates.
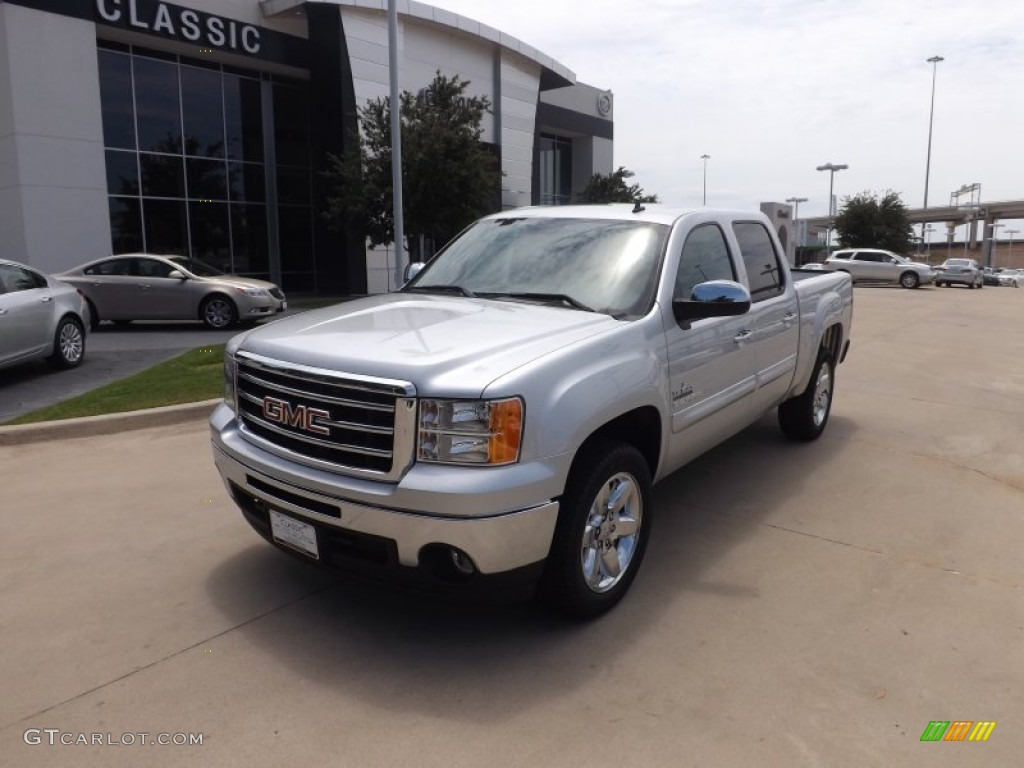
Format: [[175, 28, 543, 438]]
[[433, 0, 1024, 236]]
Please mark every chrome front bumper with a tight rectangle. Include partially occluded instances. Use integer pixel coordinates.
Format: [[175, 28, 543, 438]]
[[211, 407, 561, 575]]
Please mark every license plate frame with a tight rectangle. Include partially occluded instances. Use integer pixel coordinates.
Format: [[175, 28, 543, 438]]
[[268, 509, 319, 560]]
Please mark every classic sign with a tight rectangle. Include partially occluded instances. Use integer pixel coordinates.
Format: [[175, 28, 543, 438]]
[[95, 0, 262, 55]]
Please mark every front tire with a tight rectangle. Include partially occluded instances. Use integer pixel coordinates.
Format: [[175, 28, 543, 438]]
[[48, 316, 85, 369], [539, 440, 653, 618], [201, 295, 237, 329], [778, 347, 834, 441], [900, 271, 920, 289]]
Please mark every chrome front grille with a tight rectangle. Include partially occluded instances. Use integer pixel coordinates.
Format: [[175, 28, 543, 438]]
[[235, 352, 416, 480]]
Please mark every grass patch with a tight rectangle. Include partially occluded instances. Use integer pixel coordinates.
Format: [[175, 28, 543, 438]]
[[5, 344, 226, 425]]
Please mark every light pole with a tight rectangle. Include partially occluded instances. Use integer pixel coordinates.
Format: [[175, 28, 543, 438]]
[[922, 56, 944, 211], [816, 162, 847, 255], [924, 224, 935, 261], [1005, 229, 1020, 267], [700, 154, 710, 205]]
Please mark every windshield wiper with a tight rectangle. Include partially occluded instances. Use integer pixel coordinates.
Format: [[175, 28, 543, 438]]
[[479, 292, 596, 313], [403, 284, 477, 298]]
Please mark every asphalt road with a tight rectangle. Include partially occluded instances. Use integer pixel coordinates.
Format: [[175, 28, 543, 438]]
[[1, 287, 1022, 767]]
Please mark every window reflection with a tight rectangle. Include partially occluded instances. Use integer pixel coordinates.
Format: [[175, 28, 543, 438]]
[[410, 218, 668, 318], [97, 43, 309, 285]]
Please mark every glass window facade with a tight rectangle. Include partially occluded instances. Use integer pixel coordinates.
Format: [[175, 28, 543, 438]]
[[97, 43, 314, 290], [539, 133, 573, 206]]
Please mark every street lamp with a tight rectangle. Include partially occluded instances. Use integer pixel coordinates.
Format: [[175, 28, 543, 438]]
[[922, 55, 944, 211], [924, 224, 935, 262], [816, 162, 848, 255], [700, 154, 711, 205], [1005, 229, 1020, 267], [785, 196, 808, 221], [786, 196, 808, 253]]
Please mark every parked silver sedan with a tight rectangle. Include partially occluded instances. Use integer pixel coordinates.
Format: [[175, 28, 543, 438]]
[[58, 254, 286, 330], [0, 259, 88, 371]]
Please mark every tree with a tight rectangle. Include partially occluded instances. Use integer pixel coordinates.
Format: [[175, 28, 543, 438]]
[[324, 72, 502, 259], [833, 190, 913, 254], [577, 166, 658, 204]]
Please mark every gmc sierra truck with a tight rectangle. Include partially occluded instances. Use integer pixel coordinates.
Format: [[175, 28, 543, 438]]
[[211, 205, 853, 617]]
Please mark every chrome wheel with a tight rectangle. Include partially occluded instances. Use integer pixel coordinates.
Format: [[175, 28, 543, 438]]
[[59, 321, 84, 363], [203, 297, 235, 329], [812, 361, 832, 428], [580, 472, 643, 593]]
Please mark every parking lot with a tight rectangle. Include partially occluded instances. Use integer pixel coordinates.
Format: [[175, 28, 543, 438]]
[[2, 286, 1022, 767]]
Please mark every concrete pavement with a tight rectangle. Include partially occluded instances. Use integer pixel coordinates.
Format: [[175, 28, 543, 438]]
[[1, 287, 1022, 767]]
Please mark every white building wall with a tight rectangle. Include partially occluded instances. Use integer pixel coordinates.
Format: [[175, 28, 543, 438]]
[[499, 52, 539, 210], [0, 3, 111, 270]]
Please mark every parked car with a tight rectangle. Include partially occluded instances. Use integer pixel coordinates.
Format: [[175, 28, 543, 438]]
[[211, 205, 854, 616], [982, 267, 1002, 286], [997, 269, 1023, 288], [0, 259, 88, 372], [57, 254, 286, 330], [935, 258, 983, 288], [823, 248, 936, 288]]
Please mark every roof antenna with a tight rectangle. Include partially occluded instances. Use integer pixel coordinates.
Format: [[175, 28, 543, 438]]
[[632, 200, 645, 213]]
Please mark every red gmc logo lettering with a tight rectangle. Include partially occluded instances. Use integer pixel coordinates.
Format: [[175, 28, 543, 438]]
[[262, 396, 330, 435]]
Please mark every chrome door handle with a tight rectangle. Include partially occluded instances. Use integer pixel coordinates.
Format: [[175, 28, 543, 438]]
[[41, 296, 53, 302], [733, 330, 753, 343], [0, 308, 7, 315], [783, 311, 797, 325]]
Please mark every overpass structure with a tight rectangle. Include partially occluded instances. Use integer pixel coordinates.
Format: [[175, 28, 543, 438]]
[[803, 199, 1024, 265]]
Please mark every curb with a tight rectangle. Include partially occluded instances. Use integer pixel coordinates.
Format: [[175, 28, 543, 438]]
[[0, 399, 222, 447]]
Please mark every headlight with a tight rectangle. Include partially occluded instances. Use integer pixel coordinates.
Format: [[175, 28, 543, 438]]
[[418, 397, 523, 465], [223, 352, 237, 413], [236, 287, 269, 297]]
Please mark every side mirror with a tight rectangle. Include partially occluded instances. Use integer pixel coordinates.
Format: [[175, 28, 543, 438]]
[[673, 280, 751, 323], [403, 262, 425, 282], [167, 269, 187, 280]]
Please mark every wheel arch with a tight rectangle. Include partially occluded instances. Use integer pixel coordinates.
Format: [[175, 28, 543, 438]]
[[198, 291, 236, 320], [566, 406, 662, 489]]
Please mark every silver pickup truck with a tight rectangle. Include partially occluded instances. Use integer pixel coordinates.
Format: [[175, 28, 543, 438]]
[[211, 205, 853, 617]]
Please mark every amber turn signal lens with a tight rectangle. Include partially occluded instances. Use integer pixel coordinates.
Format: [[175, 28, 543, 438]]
[[488, 398, 523, 464]]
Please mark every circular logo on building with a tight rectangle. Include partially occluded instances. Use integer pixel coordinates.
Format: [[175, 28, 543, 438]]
[[596, 92, 612, 116]]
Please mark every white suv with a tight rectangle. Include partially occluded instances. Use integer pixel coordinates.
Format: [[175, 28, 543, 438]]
[[824, 249, 936, 289]]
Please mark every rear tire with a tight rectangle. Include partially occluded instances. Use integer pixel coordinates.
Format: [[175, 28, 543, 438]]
[[778, 347, 834, 442], [539, 440, 653, 619], [47, 316, 85, 369]]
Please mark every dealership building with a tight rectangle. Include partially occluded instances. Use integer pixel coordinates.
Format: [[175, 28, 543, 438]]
[[0, 0, 614, 294]]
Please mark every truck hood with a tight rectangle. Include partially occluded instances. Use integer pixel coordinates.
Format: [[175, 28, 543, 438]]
[[236, 293, 624, 396]]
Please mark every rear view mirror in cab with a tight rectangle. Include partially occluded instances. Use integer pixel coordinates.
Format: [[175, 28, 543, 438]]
[[673, 280, 752, 322]]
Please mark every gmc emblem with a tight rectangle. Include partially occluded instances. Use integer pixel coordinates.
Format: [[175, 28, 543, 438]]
[[262, 396, 331, 436]]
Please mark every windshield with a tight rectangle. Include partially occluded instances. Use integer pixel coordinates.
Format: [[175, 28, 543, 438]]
[[167, 256, 224, 277], [404, 217, 669, 318], [945, 259, 970, 267]]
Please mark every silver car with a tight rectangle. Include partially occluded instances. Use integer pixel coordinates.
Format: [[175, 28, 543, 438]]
[[58, 254, 286, 330], [997, 269, 1022, 288], [935, 258, 983, 289], [0, 259, 88, 371], [824, 248, 936, 288]]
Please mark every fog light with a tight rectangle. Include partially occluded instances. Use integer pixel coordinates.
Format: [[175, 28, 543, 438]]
[[450, 548, 476, 576]]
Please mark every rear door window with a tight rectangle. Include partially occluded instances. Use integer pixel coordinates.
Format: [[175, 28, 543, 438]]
[[732, 221, 785, 302]]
